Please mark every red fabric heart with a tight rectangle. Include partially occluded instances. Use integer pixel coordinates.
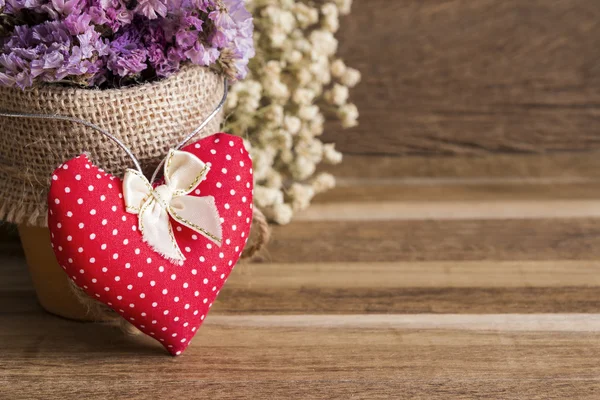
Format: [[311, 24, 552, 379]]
[[47, 133, 253, 355]]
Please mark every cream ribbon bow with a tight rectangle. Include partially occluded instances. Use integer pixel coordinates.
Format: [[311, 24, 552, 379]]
[[123, 149, 222, 262]]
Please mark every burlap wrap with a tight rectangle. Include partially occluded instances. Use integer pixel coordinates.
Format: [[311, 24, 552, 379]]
[[0, 66, 224, 227]]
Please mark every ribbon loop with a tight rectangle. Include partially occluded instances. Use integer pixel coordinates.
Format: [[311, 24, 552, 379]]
[[123, 149, 222, 262]]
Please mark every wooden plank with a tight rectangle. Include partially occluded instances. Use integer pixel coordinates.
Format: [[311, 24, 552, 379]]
[[5, 258, 600, 314], [2, 315, 600, 399], [266, 218, 600, 263], [315, 181, 600, 204], [324, 0, 600, 155], [320, 153, 600, 180]]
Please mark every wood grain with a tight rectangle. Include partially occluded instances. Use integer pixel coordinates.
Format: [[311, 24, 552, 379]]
[[267, 218, 600, 263], [325, 0, 600, 155], [2, 314, 600, 399]]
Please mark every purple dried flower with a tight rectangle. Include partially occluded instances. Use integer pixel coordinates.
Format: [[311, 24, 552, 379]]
[[0, 0, 254, 88], [107, 25, 148, 77], [135, 0, 168, 20]]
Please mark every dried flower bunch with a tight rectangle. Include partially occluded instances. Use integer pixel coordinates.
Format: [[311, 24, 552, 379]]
[[224, 0, 360, 224], [0, 0, 254, 88]]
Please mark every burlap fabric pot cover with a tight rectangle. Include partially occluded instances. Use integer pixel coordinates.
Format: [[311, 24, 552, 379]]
[[0, 65, 224, 227], [0, 66, 224, 320]]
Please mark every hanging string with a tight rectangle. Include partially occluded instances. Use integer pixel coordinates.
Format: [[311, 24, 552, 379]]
[[0, 78, 229, 184]]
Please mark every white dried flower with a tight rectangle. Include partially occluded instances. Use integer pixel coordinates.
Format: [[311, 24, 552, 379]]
[[288, 183, 315, 211], [312, 173, 336, 193], [321, 3, 340, 32], [224, 0, 361, 224], [323, 143, 343, 164], [341, 67, 361, 88], [338, 103, 359, 128], [330, 59, 347, 78], [324, 84, 349, 106]]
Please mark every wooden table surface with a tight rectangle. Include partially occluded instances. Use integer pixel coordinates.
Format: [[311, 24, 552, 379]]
[[2, 153, 600, 399]]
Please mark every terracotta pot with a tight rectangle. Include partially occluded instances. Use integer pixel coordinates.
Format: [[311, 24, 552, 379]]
[[18, 225, 97, 320]]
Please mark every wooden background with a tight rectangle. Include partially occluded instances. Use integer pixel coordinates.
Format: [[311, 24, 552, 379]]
[[3, 1, 600, 399]]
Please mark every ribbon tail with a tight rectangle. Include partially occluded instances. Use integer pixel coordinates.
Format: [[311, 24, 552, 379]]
[[123, 169, 153, 214], [139, 198, 186, 262], [168, 195, 223, 246]]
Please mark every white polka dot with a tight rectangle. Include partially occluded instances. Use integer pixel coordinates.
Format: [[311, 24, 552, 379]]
[[54, 198, 60, 205], [64, 187, 71, 193], [121, 216, 127, 222], [78, 222, 84, 229], [194, 291, 199, 297], [90, 209, 96, 215], [224, 203, 230, 210], [226, 239, 231, 245], [206, 243, 212, 249], [111, 205, 117, 212], [117, 295, 122, 300], [127, 284, 133, 290], [135, 248, 140, 255], [212, 286, 217, 291], [240, 161, 245, 167], [100, 195, 106, 201], [185, 247, 191, 253], [150, 280, 156, 286], [229, 140, 234, 146], [152, 302, 158, 307], [75, 174, 81, 181], [174, 297, 179, 302], [183, 282, 189, 288], [192, 234, 198, 240], [199, 256, 205, 262], [102, 219, 107, 225], [79, 269, 84, 274], [236, 175, 241, 181], [112, 253, 118, 259], [184, 305, 190, 310], [203, 278, 208, 284], [163, 310, 169, 315], [203, 298, 208, 304], [52, 175, 58, 181], [88, 185, 94, 191], [129, 303, 135, 308], [220, 273, 225, 279], [89, 258, 95, 263], [115, 276, 120, 281], [102, 267, 108, 272], [62, 165, 68, 170], [146, 257, 152, 264], [162, 289, 168, 295], [210, 149, 216, 155], [137, 272, 143, 278], [67, 235, 72, 241], [174, 317, 179, 322], [171, 274, 176, 280], [132, 225, 137, 231], [67, 211, 73, 217], [91, 278, 97, 283], [158, 266, 165, 272], [104, 287, 110, 292], [216, 182, 222, 188], [230, 189, 236, 195], [57, 223, 62, 229], [221, 168, 227, 174], [68, 258, 73, 263], [211, 265, 217, 272], [246, 182, 250, 189], [101, 243, 107, 250], [232, 225, 237, 231], [226, 154, 232, 160], [194, 143, 200, 148], [191, 269, 197, 275], [112, 229, 118, 235], [125, 263, 131, 268], [77, 198, 83, 205], [108, 183, 113, 189], [123, 239, 128, 245], [219, 252, 224, 259], [78, 247, 84, 253], [141, 312, 146, 317], [242, 197, 247, 203]]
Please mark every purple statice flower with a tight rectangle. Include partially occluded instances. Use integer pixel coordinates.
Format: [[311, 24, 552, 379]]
[[107, 24, 148, 77], [135, 0, 167, 20], [0, 0, 254, 88]]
